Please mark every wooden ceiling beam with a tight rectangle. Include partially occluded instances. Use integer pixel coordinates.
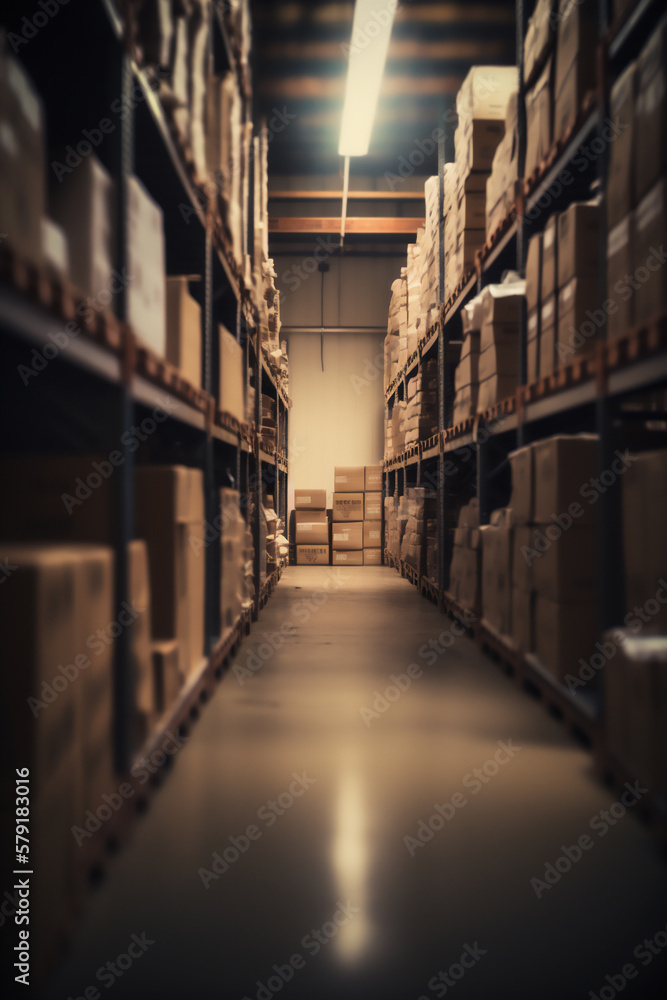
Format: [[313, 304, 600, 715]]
[[269, 190, 425, 200], [269, 217, 425, 234]]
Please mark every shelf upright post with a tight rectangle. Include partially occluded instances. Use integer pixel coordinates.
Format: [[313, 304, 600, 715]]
[[516, 0, 528, 446], [203, 195, 218, 653], [437, 129, 449, 597], [113, 40, 135, 776]]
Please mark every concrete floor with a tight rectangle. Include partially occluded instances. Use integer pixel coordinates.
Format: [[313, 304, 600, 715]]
[[46, 566, 667, 999]]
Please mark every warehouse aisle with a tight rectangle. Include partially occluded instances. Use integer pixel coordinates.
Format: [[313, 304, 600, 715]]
[[47, 568, 667, 1000]]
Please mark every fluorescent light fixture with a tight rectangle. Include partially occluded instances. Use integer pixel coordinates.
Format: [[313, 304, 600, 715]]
[[339, 0, 397, 156]]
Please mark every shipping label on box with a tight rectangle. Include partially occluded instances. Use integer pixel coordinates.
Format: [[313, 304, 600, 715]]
[[363, 521, 383, 547], [331, 522, 363, 550], [333, 493, 364, 521], [333, 549, 364, 565], [334, 466, 365, 492], [364, 465, 383, 491], [295, 489, 327, 510], [297, 545, 329, 565], [364, 492, 383, 521]]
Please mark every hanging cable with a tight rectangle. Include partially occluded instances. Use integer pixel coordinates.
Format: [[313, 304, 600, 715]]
[[318, 260, 329, 372]]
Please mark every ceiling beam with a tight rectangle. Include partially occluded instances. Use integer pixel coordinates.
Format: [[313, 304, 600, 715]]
[[269, 217, 425, 234], [269, 190, 425, 200]]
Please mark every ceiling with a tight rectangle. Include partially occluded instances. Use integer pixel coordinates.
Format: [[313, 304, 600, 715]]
[[250, 0, 517, 179]]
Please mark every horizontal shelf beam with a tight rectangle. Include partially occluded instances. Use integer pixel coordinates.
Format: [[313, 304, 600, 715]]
[[268, 217, 425, 234]]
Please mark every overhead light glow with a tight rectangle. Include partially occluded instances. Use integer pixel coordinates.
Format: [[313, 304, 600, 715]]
[[338, 0, 397, 157]]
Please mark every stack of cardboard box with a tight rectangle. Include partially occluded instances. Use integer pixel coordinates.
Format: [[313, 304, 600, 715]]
[[404, 361, 439, 445], [332, 466, 383, 566], [443, 162, 459, 302], [453, 296, 483, 423], [524, 0, 555, 179], [385, 495, 400, 559], [220, 488, 245, 631], [219, 324, 245, 422], [477, 277, 525, 411], [448, 500, 482, 612], [385, 278, 402, 391], [622, 450, 667, 632], [553, 0, 597, 146], [388, 399, 407, 459], [525, 231, 542, 381], [509, 434, 599, 681], [406, 237, 424, 357], [421, 175, 443, 329], [260, 393, 277, 450], [486, 91, 520, 241], [166, 277, 202, 388], [480, 508, 514, 638], [399, 488, 436, 575], [555, 200, 600, 369], [295, 489, 329, 565]]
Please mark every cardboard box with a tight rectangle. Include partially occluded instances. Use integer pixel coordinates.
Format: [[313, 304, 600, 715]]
[[633, 178, 667, 325], [365, 465, 383, 491], [456, 66, 518, 126], [511, 585, 535, 652], [534, 596, 597, 682], [297, 545, 329, 565], [606, 216, 633, 342], [634, 16, 667, 202], [364, 521, 382, 548], [533, 434, 598, 525], [459, 546, 481, 613], [459, 500, 480, 528], [294, 510, 327, 525], [539, 295, 556, 378], [478, 341, 518, 381], [334, 466, 365, 492], [557, 201, 599, 289], [542, 215, 558, 300], [532, 525, 596, 602], [525, 56, 553, 178], [295, 520, 329, 545], [608, 62, 637, 228], [166, 277, 201, 388], [477, 374, 517, 412], [364, 492, 383, 521], [557, 277, 599, 364], [524, 0, 555, 83], [0, 42, 45, 266], [554, 57, 592, 146], [481, 524, 513, 636], [509, 445, 535, 524], [294, 489, 327, 510], [458, 190, 486, 230], [152, 639, 182, 716], [333, 493, 365, 522], [331, 522, 363, 550], [622, 450, 667, 631], [526, 232, 543, 315], [512, 525, 536, 592], [128, 539, 154, 748], [363, 548, 382, 565], [50, 154, 114, 300], [555, 0, 597, 98], [219, 324, 244, 422], [127, 175, 166, 356], [220, 488, 244, 630], [135, 466, 205, 679], [333, 549, 364, 566], [527, 310, 539, 381]]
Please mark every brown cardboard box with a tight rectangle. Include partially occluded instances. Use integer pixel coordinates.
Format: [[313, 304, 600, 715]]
[[557, 201, 599, 288], [532, 524, 596, 602], [364, 465, 383, 491], [527, 310, 539, 381], [534, 596, 597, 682], [364, 492, 383, 521], [152, 639, 182, 715], [363, 548, 382, 565], [524, 0, 555, 83], [622, 450, 667, 631], [294, 510, 327, 525], [127, 175, 166, 356], [555, 0, 597, 98], [525, 56, 553, 178], [533, 434, 598, 525], [509, 446, 535, 524], [481, 524, 513, 636], [334, 467, 365, 492], [608, 62, 637, 228], [364, 522, 383, 548], [297, 545, 329, 565], [295, 489, 327, 510], [135, 466, 205, 679], [606, 216, 633, 342], [295, 520, 329, 545], [459, 546, 482, 613], [333, 549, 364, 566], [633, 178, 667, 325], [634, 16, 667, 202], [333, 493, 365, 521], [477, 374, 517, 412], [459, 120, 506, 173], [166, 277, 201, 388], [557, 277, 599, 365], [128, 540, 154, 748], [219, 324, 244, 422], [0, 42, 45, 266], [459, 500, 480, 528], [513, 525, 536, 592], [220, 488, 244, 630], [511, 585, 535, 652], [539, 295, 556, 377], [478, 341, 518, 381], [458, 190, 487, 230], [526, 232, 543, 315], [331, 522, 363, 550], [554, 57, 593, 145], [456, 66, 519, 126], [542, 216, 558, 300]]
